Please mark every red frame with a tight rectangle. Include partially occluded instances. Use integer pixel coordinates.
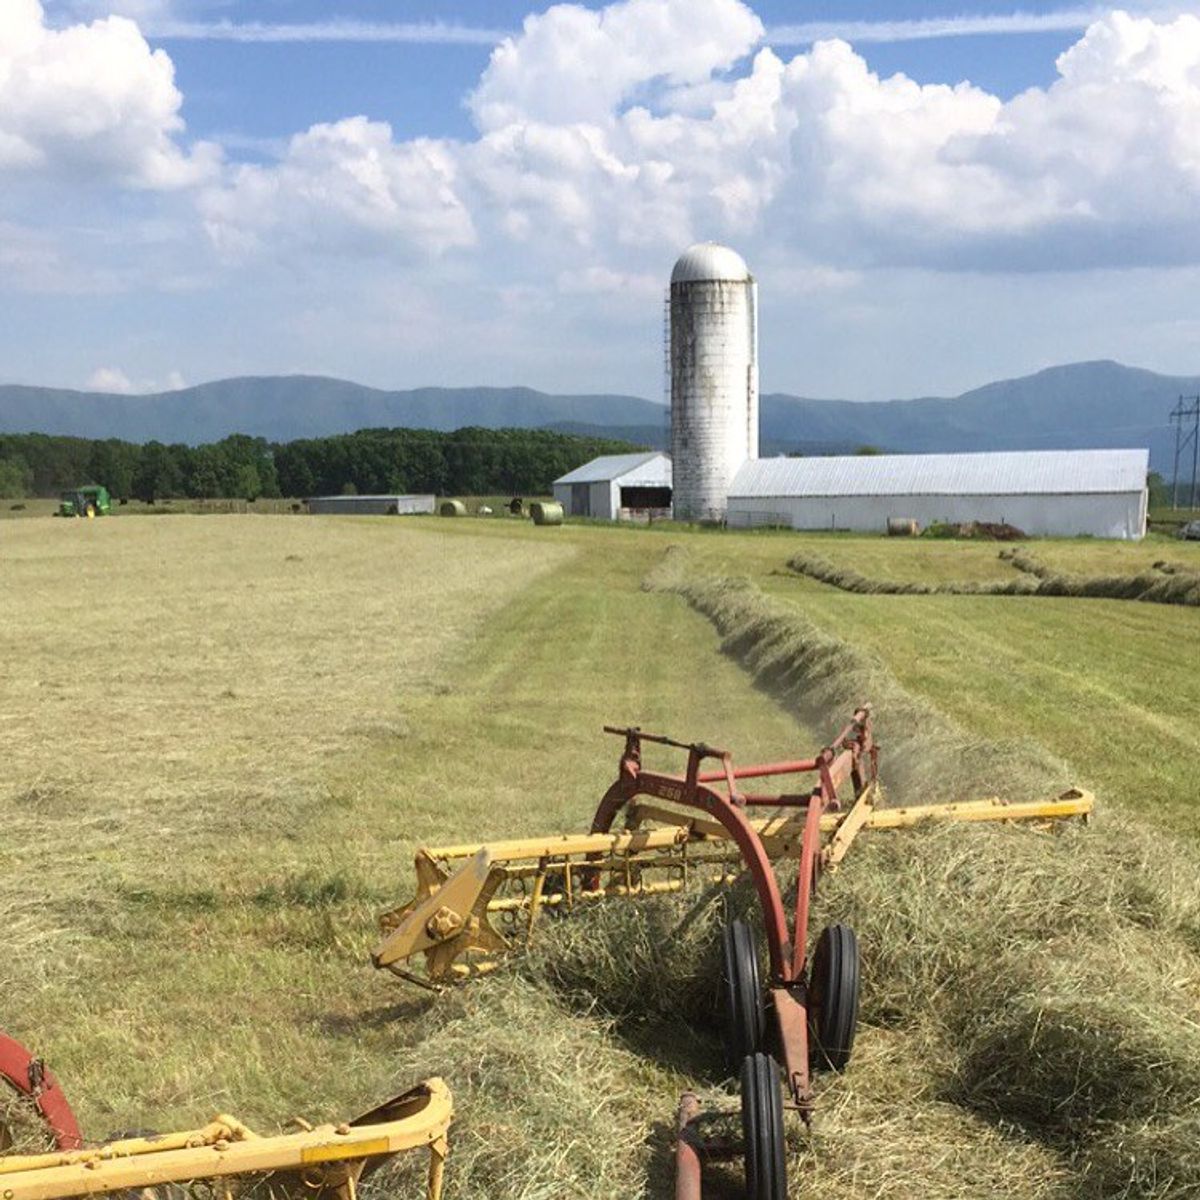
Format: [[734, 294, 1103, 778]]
[[589, 707, 876, 1110], [0, 1031, 84, 1151]]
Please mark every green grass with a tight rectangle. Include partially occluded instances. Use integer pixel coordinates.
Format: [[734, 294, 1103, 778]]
[[2, 514, 1197, 1197]]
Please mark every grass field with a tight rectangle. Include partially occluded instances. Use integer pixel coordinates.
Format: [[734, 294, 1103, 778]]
[[1, 513, 1197, 1196]]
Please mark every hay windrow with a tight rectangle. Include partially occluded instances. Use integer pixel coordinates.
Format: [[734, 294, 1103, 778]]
[[788, 550, 1200, 607], [624, 546, 1200, 1196]]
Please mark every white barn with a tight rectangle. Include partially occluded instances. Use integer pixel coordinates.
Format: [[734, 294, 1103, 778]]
[[308, 494, 435, 515], [553, 452, 673, 521], [726, 449, 1149, 540]]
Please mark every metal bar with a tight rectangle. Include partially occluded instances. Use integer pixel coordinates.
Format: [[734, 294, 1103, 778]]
[[674, 1093, 703, 1200], [770, 986, 811, 1114], [0, 1081, 453, 1200], [420, 792, 1092, 874], [695, 759, 818, 783], [790, 797, 823, 981], [822, 781, 880, 871]]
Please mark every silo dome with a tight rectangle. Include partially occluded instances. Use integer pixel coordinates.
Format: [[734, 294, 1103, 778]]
[[670, 242, 752, 285], [668, 242, 759, 522]]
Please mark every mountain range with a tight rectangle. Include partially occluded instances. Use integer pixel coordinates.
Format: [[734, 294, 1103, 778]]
[[1, 360, 1193, 472]]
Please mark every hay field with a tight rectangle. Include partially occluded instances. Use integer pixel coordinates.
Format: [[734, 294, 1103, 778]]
[[2, 513, 1198, 1198]]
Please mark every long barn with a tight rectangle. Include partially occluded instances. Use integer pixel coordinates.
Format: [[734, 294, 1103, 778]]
[[726, 449, 1149, 540]]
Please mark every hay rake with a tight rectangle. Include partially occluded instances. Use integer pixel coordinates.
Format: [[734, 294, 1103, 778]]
[[0, 1031, 451, 1200], [373, 705, 1092, 1199]]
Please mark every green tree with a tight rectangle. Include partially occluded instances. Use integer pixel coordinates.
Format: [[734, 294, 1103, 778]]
[[0, 457, 32, 499]]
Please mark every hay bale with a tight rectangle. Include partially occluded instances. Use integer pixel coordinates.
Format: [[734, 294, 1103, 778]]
[[887, 518, 919, 536], [439, 500, 467, 518], [530, 501, 563, 526]]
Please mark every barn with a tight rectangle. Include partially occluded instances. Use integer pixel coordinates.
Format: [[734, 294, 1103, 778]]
[[308, 494, 436, 516], [552, 452, 672, 521], [726, 449, 1149, 540]]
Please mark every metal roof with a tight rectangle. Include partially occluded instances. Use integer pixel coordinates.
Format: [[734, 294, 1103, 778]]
[[728, 449, 1149, 498], [671, 242, 752, 284], [553, 452, 669, 485]]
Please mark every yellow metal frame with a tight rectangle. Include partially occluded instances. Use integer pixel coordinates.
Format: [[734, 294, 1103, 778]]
[[372, 789, 1094, 983], [0, 1079, 452, 1200]]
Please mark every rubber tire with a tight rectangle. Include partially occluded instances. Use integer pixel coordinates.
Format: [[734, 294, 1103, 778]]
[[740, 1052, 787, 1200], [722, 918, 764, 1068], [808, 922, 860, 1072]]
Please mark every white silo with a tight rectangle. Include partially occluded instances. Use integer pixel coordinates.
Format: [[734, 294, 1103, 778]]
[[669, 242, 758, 522]]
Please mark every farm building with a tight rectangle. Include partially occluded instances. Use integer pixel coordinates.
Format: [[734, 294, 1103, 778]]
[[726, 449, 1149, 540], [308, 494, 436, 516], [552, 452, 672, 521]]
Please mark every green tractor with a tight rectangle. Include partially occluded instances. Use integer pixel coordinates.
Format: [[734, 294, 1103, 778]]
[[58, 485, 112, 518]]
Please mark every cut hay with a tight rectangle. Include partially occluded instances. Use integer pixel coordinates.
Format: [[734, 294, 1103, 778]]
[[622, 545, 1200, 1197], [790, 550, 1200, 607]]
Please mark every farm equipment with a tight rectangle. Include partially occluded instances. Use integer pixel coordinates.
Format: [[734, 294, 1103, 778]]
[[57, 486, 110, 518], [0, 1030, 452, 1199], [372, 706, 1092, 1198]]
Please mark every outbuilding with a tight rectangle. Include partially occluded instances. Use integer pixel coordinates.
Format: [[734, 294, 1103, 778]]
[[552, 452, 673, 521], [308, 494, 436, 516], [726, 449, 1149, 540]]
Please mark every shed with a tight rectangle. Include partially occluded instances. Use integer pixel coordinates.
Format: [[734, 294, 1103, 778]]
[[726, 450, 1149, 540], [308, 494, 436, 516], [552, 453, 672, 521]]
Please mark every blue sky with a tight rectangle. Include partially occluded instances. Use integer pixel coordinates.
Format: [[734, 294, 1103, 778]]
[[5, 0, 1200, 401]]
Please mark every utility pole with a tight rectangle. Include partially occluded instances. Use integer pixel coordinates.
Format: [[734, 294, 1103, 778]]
[[1169, 394, 1200, 509]]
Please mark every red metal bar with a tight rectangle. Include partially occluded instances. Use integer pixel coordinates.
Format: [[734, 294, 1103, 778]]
[[0, 1032, 84, 1150], [696, 759, 818, 783], [770, 986, 812, 1113], [592, 776, 795, 980], [791, 796, 824, 980], [674, 1092, 703, 1200], [737, 793, 813, 807]]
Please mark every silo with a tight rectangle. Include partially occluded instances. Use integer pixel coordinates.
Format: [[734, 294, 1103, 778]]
[[669, 242, 758, 522]]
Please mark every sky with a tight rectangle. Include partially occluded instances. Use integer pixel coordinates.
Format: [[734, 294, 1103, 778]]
[[3, 0, 1200, 402]]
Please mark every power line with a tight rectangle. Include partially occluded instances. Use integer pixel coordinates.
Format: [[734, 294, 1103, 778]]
[[1169, 394, 1200, 509]]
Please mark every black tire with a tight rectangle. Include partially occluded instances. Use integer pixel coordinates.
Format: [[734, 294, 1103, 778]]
[[740, 1052, 787, 1200], [722, 918, 764, 1068], [808, 922, 859, 1071]]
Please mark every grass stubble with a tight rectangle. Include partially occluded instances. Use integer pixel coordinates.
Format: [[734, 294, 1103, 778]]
[[3, 522, 1199, 1197]]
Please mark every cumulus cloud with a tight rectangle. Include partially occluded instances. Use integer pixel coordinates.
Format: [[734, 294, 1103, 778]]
[[86, 366, 135, 392], [200, 117, 475, 259], [195, 1, 1200, 276], [0, 0, 217, 187], [86, 365, 185, 392], [468, 0, 763, 128]]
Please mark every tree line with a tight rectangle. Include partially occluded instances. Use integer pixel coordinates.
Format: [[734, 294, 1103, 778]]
[[0, 427, 640, 502]]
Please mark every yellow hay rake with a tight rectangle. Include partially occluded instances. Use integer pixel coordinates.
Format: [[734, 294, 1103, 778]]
[[372, 709, 1093, 1199], [0, 1038, 451, 1200], [373, 785, 1094, 987]]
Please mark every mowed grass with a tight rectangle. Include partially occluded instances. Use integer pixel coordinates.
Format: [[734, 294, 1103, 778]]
[[0, 514, 809, 1139], [2, 512, 1198, 1197], [739, 536, 1200, 838]]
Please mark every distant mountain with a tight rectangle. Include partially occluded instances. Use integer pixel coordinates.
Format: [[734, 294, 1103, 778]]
[[762, 361, 1194, 471], [0, 360, 1192, 471], [0, 377, 666, 444]]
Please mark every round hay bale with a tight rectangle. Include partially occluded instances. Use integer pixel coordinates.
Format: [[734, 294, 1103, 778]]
[[530, 501, 564, 526], [439, 499, 467, 518], [887, 517, 919, 537]]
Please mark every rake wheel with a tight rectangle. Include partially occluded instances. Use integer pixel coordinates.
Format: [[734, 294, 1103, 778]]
[[722, 918, 764, 1069], [808, 922, 859, 1072], [740, 1052, 786, 1200]]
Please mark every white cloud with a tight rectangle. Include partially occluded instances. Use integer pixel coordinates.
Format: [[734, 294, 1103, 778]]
[[87, 366, 135, 392], [200, 117, 475, 260], [0, 0, 217, 188], [86, 364, 185, 392], [194, 3, 1200, 276], [468, 0, 762, 129]]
